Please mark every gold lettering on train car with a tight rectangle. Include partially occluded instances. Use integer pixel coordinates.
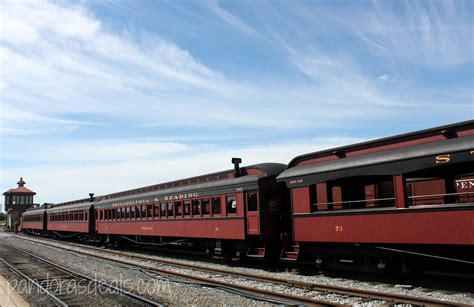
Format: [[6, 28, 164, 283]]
[[435, 154, 451, 164], [335, 225, 343, 232], [165, 192, 198, 201]]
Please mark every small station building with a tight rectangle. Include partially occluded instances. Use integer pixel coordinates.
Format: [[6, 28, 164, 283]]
[[3, 178, 37, 229]]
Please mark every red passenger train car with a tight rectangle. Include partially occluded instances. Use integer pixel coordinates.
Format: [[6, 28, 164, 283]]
[[277, 120, 474, 272], [47, 202, 93, 235], [93, 162, 287, 259], [21, 207, 47, 232]]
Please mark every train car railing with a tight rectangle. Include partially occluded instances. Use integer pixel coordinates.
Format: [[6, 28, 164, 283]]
[[309, 191, 473, 212], [408, 191, 473, 206]]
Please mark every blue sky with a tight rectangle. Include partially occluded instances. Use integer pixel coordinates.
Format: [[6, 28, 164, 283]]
[[1, 0, 473, 205]]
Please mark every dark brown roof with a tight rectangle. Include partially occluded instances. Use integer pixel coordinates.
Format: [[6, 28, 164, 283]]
[[3, 177, 36, 195]]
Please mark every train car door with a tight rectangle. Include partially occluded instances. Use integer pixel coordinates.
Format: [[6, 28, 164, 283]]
[[245, 191, 260, 235]]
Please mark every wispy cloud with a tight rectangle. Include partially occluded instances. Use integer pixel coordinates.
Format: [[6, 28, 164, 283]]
[[355, 0, 473, 67]]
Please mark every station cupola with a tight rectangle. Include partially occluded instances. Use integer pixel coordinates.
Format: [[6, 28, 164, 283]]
[[3, 177, 36, 211]]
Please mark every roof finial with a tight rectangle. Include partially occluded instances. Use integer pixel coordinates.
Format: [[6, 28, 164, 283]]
[[17, 177, 26, 187]]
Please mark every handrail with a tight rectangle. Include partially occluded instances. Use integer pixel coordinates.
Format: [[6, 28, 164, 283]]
[[313, 191, 472, 209], [315, 197, 395, 206], [408, 191, 473, 199]]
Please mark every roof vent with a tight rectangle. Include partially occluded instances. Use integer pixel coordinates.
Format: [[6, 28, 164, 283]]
[[231, 157, 242, 177], [441, 129, 457, 139], [89, 193, 95, 202], [333, 150, 346, 158]]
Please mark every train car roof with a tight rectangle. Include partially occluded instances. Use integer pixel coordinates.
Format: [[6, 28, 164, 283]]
[[22, 207, 46, 216], [94, 163, 286, 208], [286, 120, 474, 168], [47, 202, 92, 213], [278, 134, 474, 186], [48, 162, 286, 210], [96, 163, 285, 201]]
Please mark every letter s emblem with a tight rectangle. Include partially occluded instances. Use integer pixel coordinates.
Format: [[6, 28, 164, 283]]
[[436, 154, 451, 164]]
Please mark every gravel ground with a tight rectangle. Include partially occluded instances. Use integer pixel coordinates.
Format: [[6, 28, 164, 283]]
[[0, 233, 272, 306], [0, 264, 60, 306], [5, 233, 474, 305]]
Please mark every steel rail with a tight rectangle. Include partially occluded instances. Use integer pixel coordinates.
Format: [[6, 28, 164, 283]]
[[14, 234, 462, 306], [1, 240, 161, 307], [0, 257, 68, 307]]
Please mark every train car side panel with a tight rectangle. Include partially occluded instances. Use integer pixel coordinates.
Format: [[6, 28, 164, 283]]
[[293, 207, 474, 245]]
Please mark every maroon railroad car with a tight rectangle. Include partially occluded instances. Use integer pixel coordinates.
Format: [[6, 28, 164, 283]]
[[47, 202, 94, 236], [21, 207, 47, 233], [277, 120, 474, 272], [93, 161, 287, 259]]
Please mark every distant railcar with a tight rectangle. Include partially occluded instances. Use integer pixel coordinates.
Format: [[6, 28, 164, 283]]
[[47, 202, 94, 238], [22, 207, 47, 233]]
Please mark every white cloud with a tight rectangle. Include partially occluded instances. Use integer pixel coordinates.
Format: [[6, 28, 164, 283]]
[[356, 0, 473, 67], [378, 74, 390, 81]]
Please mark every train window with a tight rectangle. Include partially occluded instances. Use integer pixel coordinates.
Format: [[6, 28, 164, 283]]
[[167, 202, 174, 217], [141, 205, 147, 219], [147, 205, 153, 218], [85, 211, 88, 221], [212, 197, 221, 215], [126, 207, 131, 219], [153, 204, 160, 218], [202, 198, 210, 215], [226, 195, 237, 214], [111, 209, 116, 220], [184, 200, 191, 216], [160, 203, 166, 217], [247, 193, 258, 212], [192, 199, 200, 216], [175, 201, 183, 216]]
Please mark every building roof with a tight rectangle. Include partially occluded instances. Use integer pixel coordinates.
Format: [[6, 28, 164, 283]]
[[3, 177, 36, 195]]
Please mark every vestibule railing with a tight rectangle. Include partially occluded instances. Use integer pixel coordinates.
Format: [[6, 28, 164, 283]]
[[311, 191, 473, 211]]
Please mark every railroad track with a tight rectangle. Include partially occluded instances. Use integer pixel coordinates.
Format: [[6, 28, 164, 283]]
[[0, 241, 160, 306], [11, 234, 465, 306]]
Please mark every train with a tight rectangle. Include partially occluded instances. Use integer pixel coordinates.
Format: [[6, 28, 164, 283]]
[[21, 120, 474, 274]]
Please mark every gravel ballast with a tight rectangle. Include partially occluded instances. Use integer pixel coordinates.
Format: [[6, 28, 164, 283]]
[[2, 233, 474, 305]]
